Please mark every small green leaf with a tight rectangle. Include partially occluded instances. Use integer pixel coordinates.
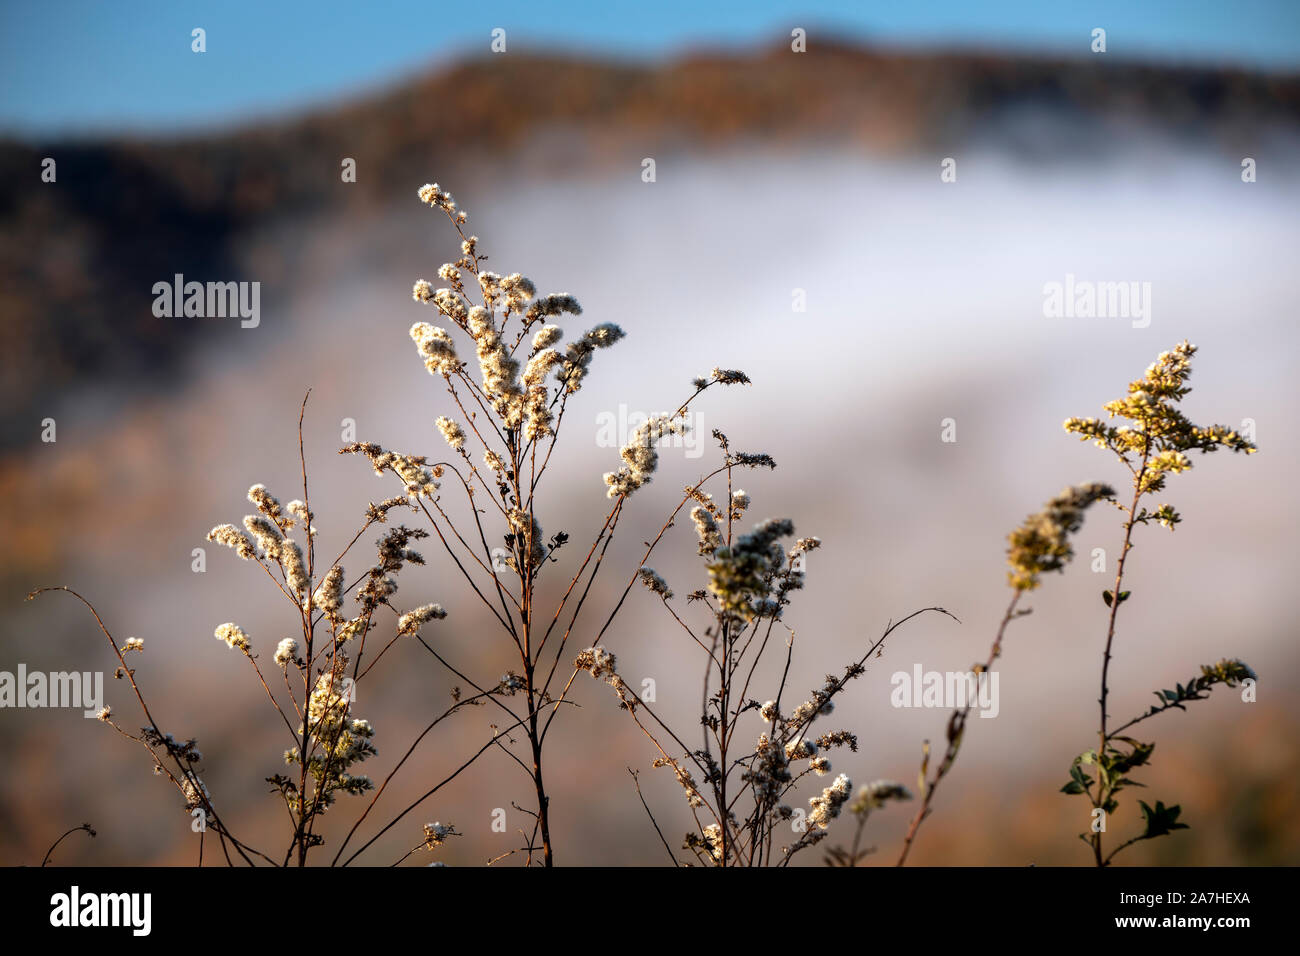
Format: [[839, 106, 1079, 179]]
[[1102, 590, 1114, 607], [1138, 800, 1190, 840]]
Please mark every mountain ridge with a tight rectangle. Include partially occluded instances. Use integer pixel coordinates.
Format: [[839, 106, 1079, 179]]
[[2, 41, 1297, 450]]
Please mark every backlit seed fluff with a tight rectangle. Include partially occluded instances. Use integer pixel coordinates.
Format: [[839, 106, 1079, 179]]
[[282, 540, 310, 600], [523, 349, 561, 386], [532, 325, 563, 351], [808, 773, 853, 830], [423, 821, 455, 849], [730, 489, 751, 516], [527, 294, 582, 321], [336, 618, 369, 643], [214, 623, 251, 653], [576, 647, 617, 680], [785, 738, 819, 760], [432, 288, 466, 324], [705, 517, 796, 619], [790, 536, 822, 557], [478, 272, 503, 305], [286, 500, 312, 532], [312, 566, 344, 618], [561, 323, 625, 394], [207, 524, 256, 559], [703, 824, 724, 861], [410, 322, 461, 377], [603, 413, 688, 499], [248, 484, 285, 523], [417, 183, 455, 210], [585, 322, 625, 348], [274, 638, 298, 667], [243, 515, 283, 560], [637, 566, 673, 600], [397, 604, 448, 636], [467, 306, 493, 337], [711, 367, 752, 386], [850, 779, 913, 815], [500, 273, 536, 311], [691, 506, 722, 555], [436, 416, 466, 451], [507, 508, 547, 570], [524, 398, 554, 442]]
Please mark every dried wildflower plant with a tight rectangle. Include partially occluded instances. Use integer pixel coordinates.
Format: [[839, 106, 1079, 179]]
[[896, 480, 1114, 865], [29, 181, 772, 867], [1058, 341, 1256, 866], [25, 175, 1258, 870], [577, 427, 953, 866], [896, 341, 1257, 866], [343, 184, 775, 865], [28, 390, 489, 867]]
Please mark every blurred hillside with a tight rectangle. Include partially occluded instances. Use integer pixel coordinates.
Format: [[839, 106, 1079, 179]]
[[3, 42, 1299, 453]]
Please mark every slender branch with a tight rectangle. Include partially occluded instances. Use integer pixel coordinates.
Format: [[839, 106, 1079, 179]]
[[41, 823, 95, 867]]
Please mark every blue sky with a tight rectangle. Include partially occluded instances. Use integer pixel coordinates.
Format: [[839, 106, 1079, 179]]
[[2, 0, 1298, 137]]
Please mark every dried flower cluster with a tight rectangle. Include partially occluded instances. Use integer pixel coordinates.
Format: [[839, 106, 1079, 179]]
[[1058, 341, 1257, 866], [30, 177, 1260, 873], [329, 184, 774, 864], [900, 341, 1258, 867], [578, 427, 948, 865], [1006, 483, 1115, 591]]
